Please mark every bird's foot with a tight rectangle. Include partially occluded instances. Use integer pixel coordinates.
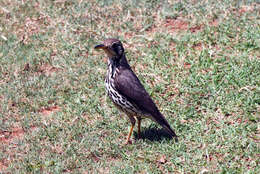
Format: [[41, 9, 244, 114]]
[[124, 139, 132, 145]]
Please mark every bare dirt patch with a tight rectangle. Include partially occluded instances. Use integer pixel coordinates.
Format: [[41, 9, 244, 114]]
[[148, 17, 218, 34], [0, 125, 37, 172], [0, 127, 25, 144], [39, 105, 60, 116], [164, 18, 213, 33], [164, 18, 189, 32], [189, 25, 203, 33], [183, 62, 192, 69], [0, 126, 37, 144], [145, 17, 189, 34], [237, 5, 255, 15]]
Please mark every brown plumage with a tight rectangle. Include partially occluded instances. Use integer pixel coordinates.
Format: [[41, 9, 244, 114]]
[[95, 38, 177, 144]]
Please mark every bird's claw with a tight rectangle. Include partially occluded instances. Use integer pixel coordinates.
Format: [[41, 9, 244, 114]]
[[124, 139, 132, 145]]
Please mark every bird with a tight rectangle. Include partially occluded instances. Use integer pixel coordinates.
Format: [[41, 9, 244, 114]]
[[95, 38, 177, 144]]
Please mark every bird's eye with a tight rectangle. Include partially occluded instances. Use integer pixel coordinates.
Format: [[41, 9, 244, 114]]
[[111, 43, 124, 56], [112, 43, 118, 50]]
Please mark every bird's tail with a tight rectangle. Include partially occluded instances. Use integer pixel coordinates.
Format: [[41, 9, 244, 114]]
[[154, 112, 178, 141]]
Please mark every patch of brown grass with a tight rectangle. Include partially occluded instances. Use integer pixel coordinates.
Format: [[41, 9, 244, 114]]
[[16, 14, 52, 44], [37, 63, 62, 76]]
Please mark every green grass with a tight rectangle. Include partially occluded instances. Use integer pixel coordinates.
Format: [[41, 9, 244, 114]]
[[0, 0, 259, 173]]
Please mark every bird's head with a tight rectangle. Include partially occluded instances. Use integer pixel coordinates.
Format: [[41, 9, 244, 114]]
[[94, 38, 124, 59]]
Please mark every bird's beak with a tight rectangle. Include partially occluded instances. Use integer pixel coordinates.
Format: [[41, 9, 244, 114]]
[[94, 44, 106, 50], [94, 43, 115, 58]]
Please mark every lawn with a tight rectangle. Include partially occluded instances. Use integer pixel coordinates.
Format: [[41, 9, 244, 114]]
[[0, 0, 259, 173]]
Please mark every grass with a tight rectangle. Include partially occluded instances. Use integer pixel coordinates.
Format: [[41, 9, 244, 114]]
[[0, 0, 259, 173]]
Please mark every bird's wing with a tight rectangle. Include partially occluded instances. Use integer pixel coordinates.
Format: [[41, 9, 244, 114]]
[[114, 68, 159, 115], [114, 68, 177, 138]]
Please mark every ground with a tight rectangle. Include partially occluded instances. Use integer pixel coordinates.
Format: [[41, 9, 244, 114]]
[[0, 0, 259, 173]]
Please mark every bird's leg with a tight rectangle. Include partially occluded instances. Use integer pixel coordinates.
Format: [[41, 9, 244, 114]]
[[137, 118, 141, 139], [125, 115, 136, 144]]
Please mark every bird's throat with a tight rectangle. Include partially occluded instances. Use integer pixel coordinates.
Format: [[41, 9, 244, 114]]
[[108, 58, 119, 78]]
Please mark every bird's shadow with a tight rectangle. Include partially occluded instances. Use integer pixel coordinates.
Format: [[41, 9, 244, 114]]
[[133, 127, 177, 142]]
